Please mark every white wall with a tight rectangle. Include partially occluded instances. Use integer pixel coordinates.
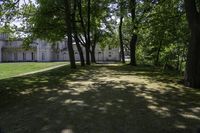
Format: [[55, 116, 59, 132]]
[[94, 46, 120, 61], [0, 38, 121, 62], [0, 41, 3, 62], [36, 40, 53, 62]]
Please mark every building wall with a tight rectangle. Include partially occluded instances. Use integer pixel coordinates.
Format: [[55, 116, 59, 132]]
[[95, 45, 120, 61], [2, 49, 37, 62], [0, 41, 3, 62], [1, 40, 37, 62], [0, 37, 120, 62]]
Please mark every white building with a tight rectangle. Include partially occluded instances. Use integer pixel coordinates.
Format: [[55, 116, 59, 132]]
[[0, 34, 120, 62]]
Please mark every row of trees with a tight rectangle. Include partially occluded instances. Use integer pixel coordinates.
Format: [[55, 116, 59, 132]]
[[0, 0, 199, 88]]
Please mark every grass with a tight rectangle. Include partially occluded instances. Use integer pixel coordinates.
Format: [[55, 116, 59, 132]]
[[0, 64, 199, 133], [0, 62, 67, 79]]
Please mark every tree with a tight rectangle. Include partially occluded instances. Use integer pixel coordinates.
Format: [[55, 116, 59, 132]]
[[64, 0, 76, 68], [72, 0, 85, 66], [30, 0, 76, 68], [129, 0, 137, 66], [184, 0, 200, 88], [119, 1, 125, 63], [119, 15, 125, 63]]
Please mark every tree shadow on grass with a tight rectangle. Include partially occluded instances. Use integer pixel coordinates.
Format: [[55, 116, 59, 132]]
[[105, 65, 184, 84], [0, 65, 200, 133]]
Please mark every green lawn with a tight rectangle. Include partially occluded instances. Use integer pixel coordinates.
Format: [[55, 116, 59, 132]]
[[0, 64, 199, 133], [0, 62, 67, 79]]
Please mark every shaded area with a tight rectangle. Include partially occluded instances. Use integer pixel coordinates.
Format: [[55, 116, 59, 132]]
[[0, 65, 200, 133]]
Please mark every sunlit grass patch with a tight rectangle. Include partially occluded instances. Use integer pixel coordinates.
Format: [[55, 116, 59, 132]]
[[0, 62, 67, 79]]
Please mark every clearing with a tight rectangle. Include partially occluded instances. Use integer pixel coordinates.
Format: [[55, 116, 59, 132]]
[[0, 64, 199, 133]]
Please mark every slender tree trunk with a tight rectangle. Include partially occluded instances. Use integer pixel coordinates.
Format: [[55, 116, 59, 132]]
[[74, 36, 85, 66], [130, 34, 137, 66], [176, 54, 180, 71], [86, 0, 91, 65], [65, 0, 76, 69], [129, 0, 137, 66], [78, 0, 88, 42], [77, 0, 89, 65], [155, 41, 162, 66], [184, 0, 200, 88], [91, 32, 97, 63], [119, 16, 125, 63], [179, 47, 186, 72], [73, 0, 85, 66]]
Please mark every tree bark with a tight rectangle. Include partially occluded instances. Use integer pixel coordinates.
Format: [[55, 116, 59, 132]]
[[129, 0, 137, 66], [77, 0, 90, 65], [65, 0, 76, 69], [91, 31, 97, 63], [72, 0, 85, 67], [119, 16, 125, 63], [86, 0, 91, 65], [130, 34, 137, 66], [91, 47, 96, 63], [74, 35, 85, 66], [155, 41, 162, 66], [184, 0, 200, 88]]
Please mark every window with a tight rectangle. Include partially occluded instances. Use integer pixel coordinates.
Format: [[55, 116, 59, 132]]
[[109, 52, 112, 57], [63, 53, 67, 60], [31, 52, 35, 61], [42, 53, 45, 60], [23, 53, 26, 61], [14, 53, 18, 61], [108, 46, 111, 50]]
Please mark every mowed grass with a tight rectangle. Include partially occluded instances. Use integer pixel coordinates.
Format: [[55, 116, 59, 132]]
[[0, 62, 67, 79], [0, 64, 199, 133]]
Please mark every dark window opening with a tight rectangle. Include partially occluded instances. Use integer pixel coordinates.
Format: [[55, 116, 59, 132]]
[[108, 46, 111, 50], [23, 53, 26, 61], [42, 53, 45, 60], [14, 53, 18, 61], [31, 52, 34, 60]]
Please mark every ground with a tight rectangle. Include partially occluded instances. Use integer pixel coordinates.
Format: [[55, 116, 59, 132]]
[[0, 64, 200, 133], [0, 62, 66, 79]]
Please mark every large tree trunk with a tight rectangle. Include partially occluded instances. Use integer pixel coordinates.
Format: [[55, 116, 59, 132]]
[[65, 0, 76, 69], [119, 16, 125, 63], [129, 0, 137, 66], [73, 0, 85, 67], [184, 0, 200, 88], [91, 44, 96, 63], [130, 34, 137, 66]]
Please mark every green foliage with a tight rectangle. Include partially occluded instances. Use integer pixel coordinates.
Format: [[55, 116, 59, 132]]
[[135, 0, 189, 71], [0, 0, 191, 72]]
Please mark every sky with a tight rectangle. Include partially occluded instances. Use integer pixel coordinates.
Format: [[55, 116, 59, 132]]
[[12, 0, 36, 27], [19, 0, 36, 6]]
